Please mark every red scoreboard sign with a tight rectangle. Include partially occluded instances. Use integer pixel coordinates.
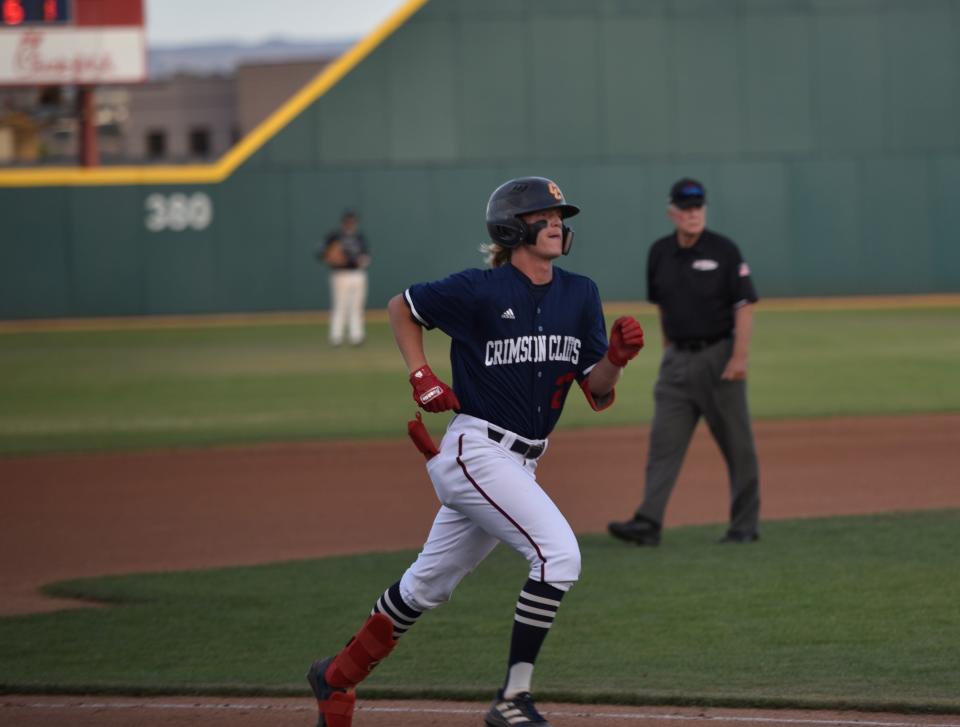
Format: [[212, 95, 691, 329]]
[[1, 0, 72, 25], [0, 0, 145, 84]]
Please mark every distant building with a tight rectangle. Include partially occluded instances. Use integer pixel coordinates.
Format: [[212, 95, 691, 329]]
[[0, 57, 331, 165], [122, 73, 237, 162], [235, 59, 330, 135]]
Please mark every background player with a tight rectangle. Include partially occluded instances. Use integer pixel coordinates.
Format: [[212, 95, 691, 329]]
[[306, 176, 645, 727], [608, 178, 761, 546], [318, 210, 371, 346]]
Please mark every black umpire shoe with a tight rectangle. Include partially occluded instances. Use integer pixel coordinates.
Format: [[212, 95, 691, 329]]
[[485, 690, 551, 726], [607, 515, 662, 546], [718, 529, 760, 543]]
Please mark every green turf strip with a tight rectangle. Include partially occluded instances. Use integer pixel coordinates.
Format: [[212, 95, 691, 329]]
[[2, 510, 958, 712], [1, 305, 958, 455]]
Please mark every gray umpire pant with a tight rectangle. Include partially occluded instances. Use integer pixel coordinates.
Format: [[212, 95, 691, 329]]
[[636, 338, 761, 534]]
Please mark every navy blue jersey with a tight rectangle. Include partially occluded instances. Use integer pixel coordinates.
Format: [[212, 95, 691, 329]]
[[405, 263, 608, 440]]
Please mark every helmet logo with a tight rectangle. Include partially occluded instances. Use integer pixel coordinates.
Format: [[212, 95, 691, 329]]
[[548, 182, 564, 201]]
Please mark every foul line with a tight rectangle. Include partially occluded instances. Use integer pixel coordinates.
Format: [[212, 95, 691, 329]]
[[8, 701, 960, 727]]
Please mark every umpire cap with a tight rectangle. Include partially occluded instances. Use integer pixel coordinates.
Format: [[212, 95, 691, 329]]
[[486, 177, 580, 249], [670, 178, 707, 209]]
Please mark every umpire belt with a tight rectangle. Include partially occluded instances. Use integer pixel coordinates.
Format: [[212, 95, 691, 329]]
[[673, 332, 732, 352], [487, 427, 546, 460]]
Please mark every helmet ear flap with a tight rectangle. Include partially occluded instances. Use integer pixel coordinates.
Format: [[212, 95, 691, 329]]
[[562, 225, 574, 255], [487, 218, 528, 249]]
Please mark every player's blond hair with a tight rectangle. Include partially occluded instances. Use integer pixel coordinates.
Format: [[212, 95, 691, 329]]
[[480, 242, 512, 268]]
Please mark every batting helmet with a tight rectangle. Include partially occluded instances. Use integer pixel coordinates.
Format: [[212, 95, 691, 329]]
[[485, 177, 580, 254]]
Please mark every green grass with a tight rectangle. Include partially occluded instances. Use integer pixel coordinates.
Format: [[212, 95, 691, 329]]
[[1, 305, 958, 455], [1, 510, 958, 711], [3, 306, 957, 711]]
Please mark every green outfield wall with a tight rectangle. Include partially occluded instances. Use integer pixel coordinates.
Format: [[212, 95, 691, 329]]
[[2, 0, 959, 319]]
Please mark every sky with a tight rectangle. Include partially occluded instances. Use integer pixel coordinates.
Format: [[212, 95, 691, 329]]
[[145, 0, 410, 46]]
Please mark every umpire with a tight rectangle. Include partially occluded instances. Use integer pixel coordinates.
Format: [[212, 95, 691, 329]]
[[609, 178, 761, 545]]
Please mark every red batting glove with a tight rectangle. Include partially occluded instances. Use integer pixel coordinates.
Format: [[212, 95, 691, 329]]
[[407, 412, 440, 460], [409, 364, 460, 413], [606, 316, 645, 367]]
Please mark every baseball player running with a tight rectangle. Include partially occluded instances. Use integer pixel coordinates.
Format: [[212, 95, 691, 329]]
[[306, 177, 645, 727]]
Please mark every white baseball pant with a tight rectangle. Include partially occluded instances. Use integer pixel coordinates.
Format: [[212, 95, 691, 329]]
[[329, 269, 367, 345], [399, 414, 581, 612]]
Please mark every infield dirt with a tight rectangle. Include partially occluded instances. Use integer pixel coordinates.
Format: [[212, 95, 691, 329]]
[[2, 413, 960, 726]]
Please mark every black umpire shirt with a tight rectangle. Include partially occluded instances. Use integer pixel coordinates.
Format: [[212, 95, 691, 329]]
[[646, 228, 759, 341]]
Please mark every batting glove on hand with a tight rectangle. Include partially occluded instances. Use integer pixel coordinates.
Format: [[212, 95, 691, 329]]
[[409, 364, 460, 413], [606, 316, 645, 367]]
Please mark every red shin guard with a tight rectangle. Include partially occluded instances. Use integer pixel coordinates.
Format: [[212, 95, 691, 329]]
[[317, 689, 356, 727], [325, 613, 397, 689]]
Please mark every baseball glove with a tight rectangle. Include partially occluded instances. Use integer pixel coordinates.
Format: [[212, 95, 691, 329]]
[[324, 240, 348, 267]]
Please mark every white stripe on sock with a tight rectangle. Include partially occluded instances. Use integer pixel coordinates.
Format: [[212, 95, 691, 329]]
[[514, 614, 553, 629], [515, 602, 557, 619], [519, 590, 561, 607], [381, 592, 416, 625]]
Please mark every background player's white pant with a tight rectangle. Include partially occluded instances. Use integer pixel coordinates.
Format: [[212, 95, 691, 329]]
[[400, 414, 581, 612], [329, 269, 368, 345]]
